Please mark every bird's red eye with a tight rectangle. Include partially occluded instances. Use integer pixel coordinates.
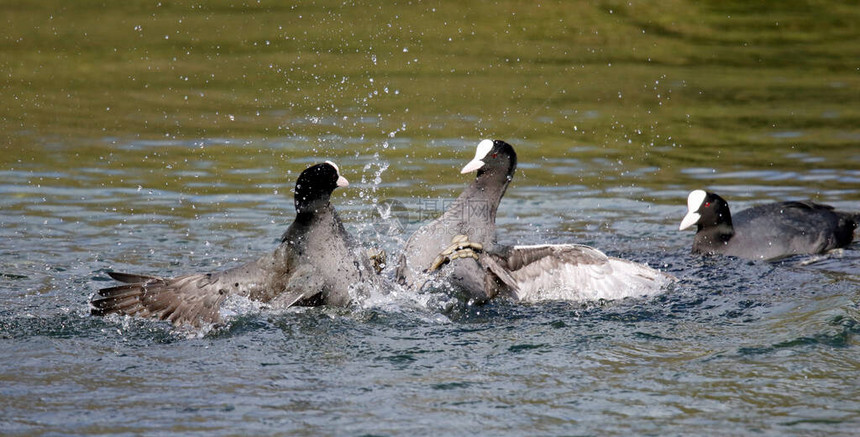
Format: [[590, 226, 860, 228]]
[[492, 153, 497, 158], [704, 202, 711, 207]]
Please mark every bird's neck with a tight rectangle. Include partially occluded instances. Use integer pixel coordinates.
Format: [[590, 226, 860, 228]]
[[694, 222, 735, 250], [283, 201, 339, 243], [444, 172, 511, 226]]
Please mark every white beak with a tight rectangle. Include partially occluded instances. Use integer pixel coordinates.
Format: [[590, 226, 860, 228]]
[[460, 158, 485, 174], [325, 160, 349, 187], [679, 211, 700, 230], [680, 189, 707, 230], [461, 139, 494, 174]]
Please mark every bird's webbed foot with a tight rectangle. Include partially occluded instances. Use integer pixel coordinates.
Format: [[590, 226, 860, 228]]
[[428, 234, 484, 272]]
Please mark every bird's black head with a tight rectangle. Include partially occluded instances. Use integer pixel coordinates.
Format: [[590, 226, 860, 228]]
[[294, 161, 348, 213], [679, 189, 733, 231], [460, 139, 518, 182]]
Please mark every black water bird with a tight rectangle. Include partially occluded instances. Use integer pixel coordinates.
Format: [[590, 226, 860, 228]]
[[91, 161, 381, 327], [680, 189, 858, 260], [395, 139, 673, 303]]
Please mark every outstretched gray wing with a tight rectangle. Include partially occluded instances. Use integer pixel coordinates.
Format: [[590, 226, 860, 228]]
[[91, 256, 280, 327], [91, 272, 231, 327], [491, 244, 672, 302]]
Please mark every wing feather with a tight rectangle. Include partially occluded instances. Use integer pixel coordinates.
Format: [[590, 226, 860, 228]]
[[91, 273, 229, 327], [496, 244, 673, 302]]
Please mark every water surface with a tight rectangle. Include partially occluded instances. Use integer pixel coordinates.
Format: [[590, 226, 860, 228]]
[[2, 1, 859, 435]]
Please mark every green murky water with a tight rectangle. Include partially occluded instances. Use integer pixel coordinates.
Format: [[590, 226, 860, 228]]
[[2, 1, 859, 435]]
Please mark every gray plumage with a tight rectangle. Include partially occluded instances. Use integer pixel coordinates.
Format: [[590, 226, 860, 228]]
[[91, 161, 379, 327], [396, 139, 673, 303], [479, 244, 672, 302], [680, 190, 858, 260], [396, 144, 512, 301]]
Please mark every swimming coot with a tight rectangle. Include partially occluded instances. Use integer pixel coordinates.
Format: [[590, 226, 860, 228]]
[[680, 189, 858, 260]]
